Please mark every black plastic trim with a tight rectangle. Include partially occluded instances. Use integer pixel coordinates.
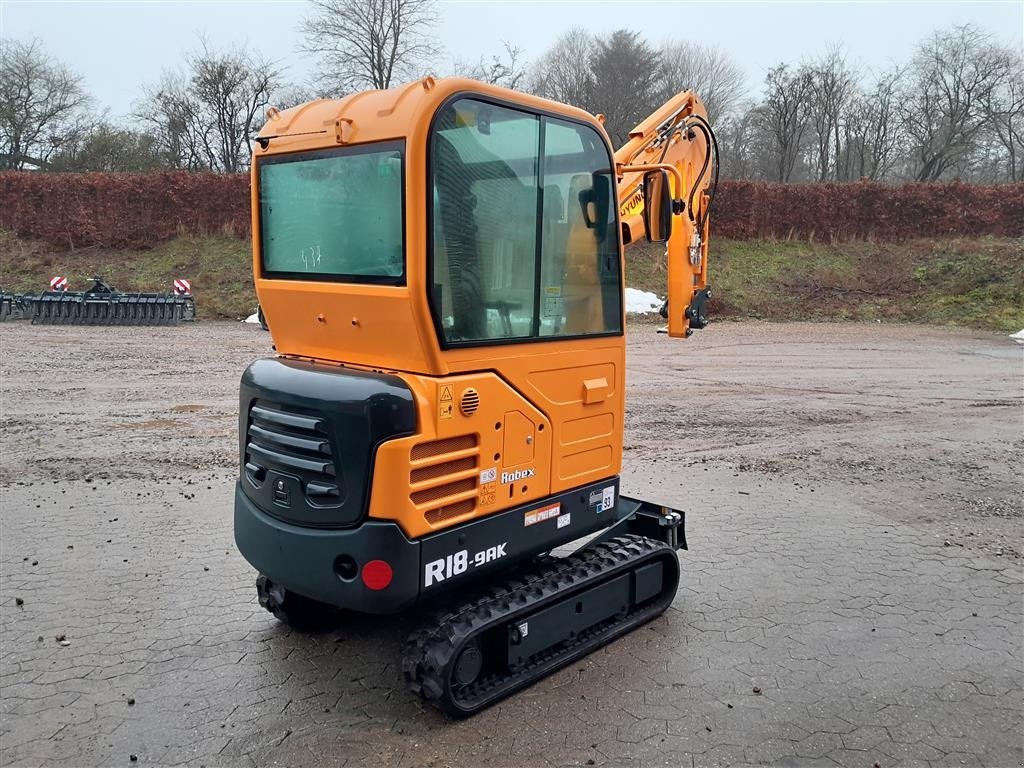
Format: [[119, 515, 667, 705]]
[[234, 482, 421, 613], [234, 476, 631, 615], [239, 357, 417, 529]]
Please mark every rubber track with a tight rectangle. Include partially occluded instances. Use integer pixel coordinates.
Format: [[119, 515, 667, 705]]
[[402, 534, 679, 716]]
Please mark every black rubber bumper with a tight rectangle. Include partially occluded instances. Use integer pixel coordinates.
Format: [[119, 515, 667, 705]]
[[234, 482, 421, 614], [235, 476, 629, 615]]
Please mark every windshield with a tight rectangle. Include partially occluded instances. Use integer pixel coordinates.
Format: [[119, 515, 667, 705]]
[[259, 142, 404, 282]]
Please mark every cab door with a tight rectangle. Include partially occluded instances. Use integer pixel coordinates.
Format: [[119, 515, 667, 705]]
[[429, 96, 625, 494]]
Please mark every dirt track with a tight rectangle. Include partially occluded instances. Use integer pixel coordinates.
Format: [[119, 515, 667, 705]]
[[1, 320, 1022, 768]]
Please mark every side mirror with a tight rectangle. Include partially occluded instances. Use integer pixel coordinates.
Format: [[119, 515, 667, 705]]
[[642, 169, 672, 243]]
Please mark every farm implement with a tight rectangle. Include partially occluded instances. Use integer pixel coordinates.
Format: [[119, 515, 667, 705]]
[[0, 277, 195, 325]]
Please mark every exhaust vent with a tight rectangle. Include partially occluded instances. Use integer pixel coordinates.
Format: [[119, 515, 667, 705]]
[[411, 434, 478, 460], [409, 433, 480, 526], [460, 388, 480, 417]]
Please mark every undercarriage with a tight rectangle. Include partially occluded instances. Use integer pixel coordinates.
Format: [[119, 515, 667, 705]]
[[403, 532, 680, 716], [248, 490, 685, 715]]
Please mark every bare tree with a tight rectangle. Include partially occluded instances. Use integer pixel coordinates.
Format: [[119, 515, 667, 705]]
[[137, 71, 207, 170], [804, 46, 859, 180], [588, 30, 659, 146], [841, 67, 904, 180], [529, 28, 597, 111], [50, 119, 165, 172], [452, 42, 527, 90], [657, 39, 746, 121], [138, 39, 282, 172], [983, 50, 1024, 181], [900, 24, 1012, 182], [716, 104, 762, 179], [755, 64, 812, 181], [189, 40, 281, 172], [299, 0, 439, 94], [0, 37, 92, 169]]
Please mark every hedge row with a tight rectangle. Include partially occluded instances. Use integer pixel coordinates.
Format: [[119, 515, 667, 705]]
[[0, 172, 250, 249], [1, 171, 1021, 249], [711, 180, 1024, 241]]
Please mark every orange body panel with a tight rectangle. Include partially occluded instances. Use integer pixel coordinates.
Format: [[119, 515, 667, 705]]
[[366, 338, 624, 539], [250, 78, 710, 539], [250, 78, 610, 376]]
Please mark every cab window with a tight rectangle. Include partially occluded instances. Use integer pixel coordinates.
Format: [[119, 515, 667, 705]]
[[430, 98, 621, 346], [260, 142, 404, 282]]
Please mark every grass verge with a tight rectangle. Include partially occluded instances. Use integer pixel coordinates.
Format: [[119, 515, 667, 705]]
[[627, 237, 1024, 332], [0, 232, 254, 320], [2, 232, 1021, 331]]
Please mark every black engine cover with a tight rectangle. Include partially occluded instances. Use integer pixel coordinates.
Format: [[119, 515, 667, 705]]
[[239, 357, 416, 528]]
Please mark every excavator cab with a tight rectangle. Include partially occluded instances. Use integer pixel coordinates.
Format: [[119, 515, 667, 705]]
[[235, 78, 715, 715]]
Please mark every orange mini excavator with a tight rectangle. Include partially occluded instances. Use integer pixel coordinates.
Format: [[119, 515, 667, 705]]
[[234, 77, 717, 715]]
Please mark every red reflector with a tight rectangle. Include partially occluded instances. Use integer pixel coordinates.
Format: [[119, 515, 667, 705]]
[[361, 559, 393, 591]]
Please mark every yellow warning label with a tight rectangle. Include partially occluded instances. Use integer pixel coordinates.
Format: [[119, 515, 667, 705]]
[[440, 385, 453, 402], [439, 402, 454, 420]]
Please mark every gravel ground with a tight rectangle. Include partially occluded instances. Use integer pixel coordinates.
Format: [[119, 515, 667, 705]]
[[1, 319, 1021, 767]]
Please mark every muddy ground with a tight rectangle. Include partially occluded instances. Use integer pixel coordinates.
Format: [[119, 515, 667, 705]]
[[1, 320, 1022, 768], [623, 321, 1023, 566], [2, 320, 1020, 564]]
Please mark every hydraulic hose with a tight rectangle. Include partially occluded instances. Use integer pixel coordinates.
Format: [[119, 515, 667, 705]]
[[686, 114, 720, 235]]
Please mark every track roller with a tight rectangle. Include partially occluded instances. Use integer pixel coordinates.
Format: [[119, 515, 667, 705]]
[[402, 534, 680, 716]]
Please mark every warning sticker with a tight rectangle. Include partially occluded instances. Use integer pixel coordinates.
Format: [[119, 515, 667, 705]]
[[602, 485, 615, 511], [440, 385, 453, 402], [542, 286, 564, 318], [478, 468, 497, 507], [589, 487, 616, 512], [524, 502, 561, 527], [557, 513, 571, 529], [439, 402, 454, 420]]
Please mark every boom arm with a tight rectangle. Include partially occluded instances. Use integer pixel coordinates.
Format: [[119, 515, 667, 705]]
[[613, 92, 717, 338]]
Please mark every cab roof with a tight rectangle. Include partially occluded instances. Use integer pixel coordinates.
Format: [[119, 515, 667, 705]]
[[253, 77, 606, 157]]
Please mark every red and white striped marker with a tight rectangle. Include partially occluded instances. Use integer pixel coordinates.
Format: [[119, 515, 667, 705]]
[[49, 276, 68, 292], [173, 279, 192, 295]]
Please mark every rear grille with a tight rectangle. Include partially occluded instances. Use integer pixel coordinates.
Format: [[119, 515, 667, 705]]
[[425, 499, 476, 524], [411, 476, 476, 505], [410, 456, 477, 484], [409, 434, 479, 526], [245, 403, 341, 505], [411, 434, 478, 460]]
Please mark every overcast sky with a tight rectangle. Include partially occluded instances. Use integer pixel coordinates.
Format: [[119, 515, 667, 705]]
[[2, 0, 1021, 120]]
